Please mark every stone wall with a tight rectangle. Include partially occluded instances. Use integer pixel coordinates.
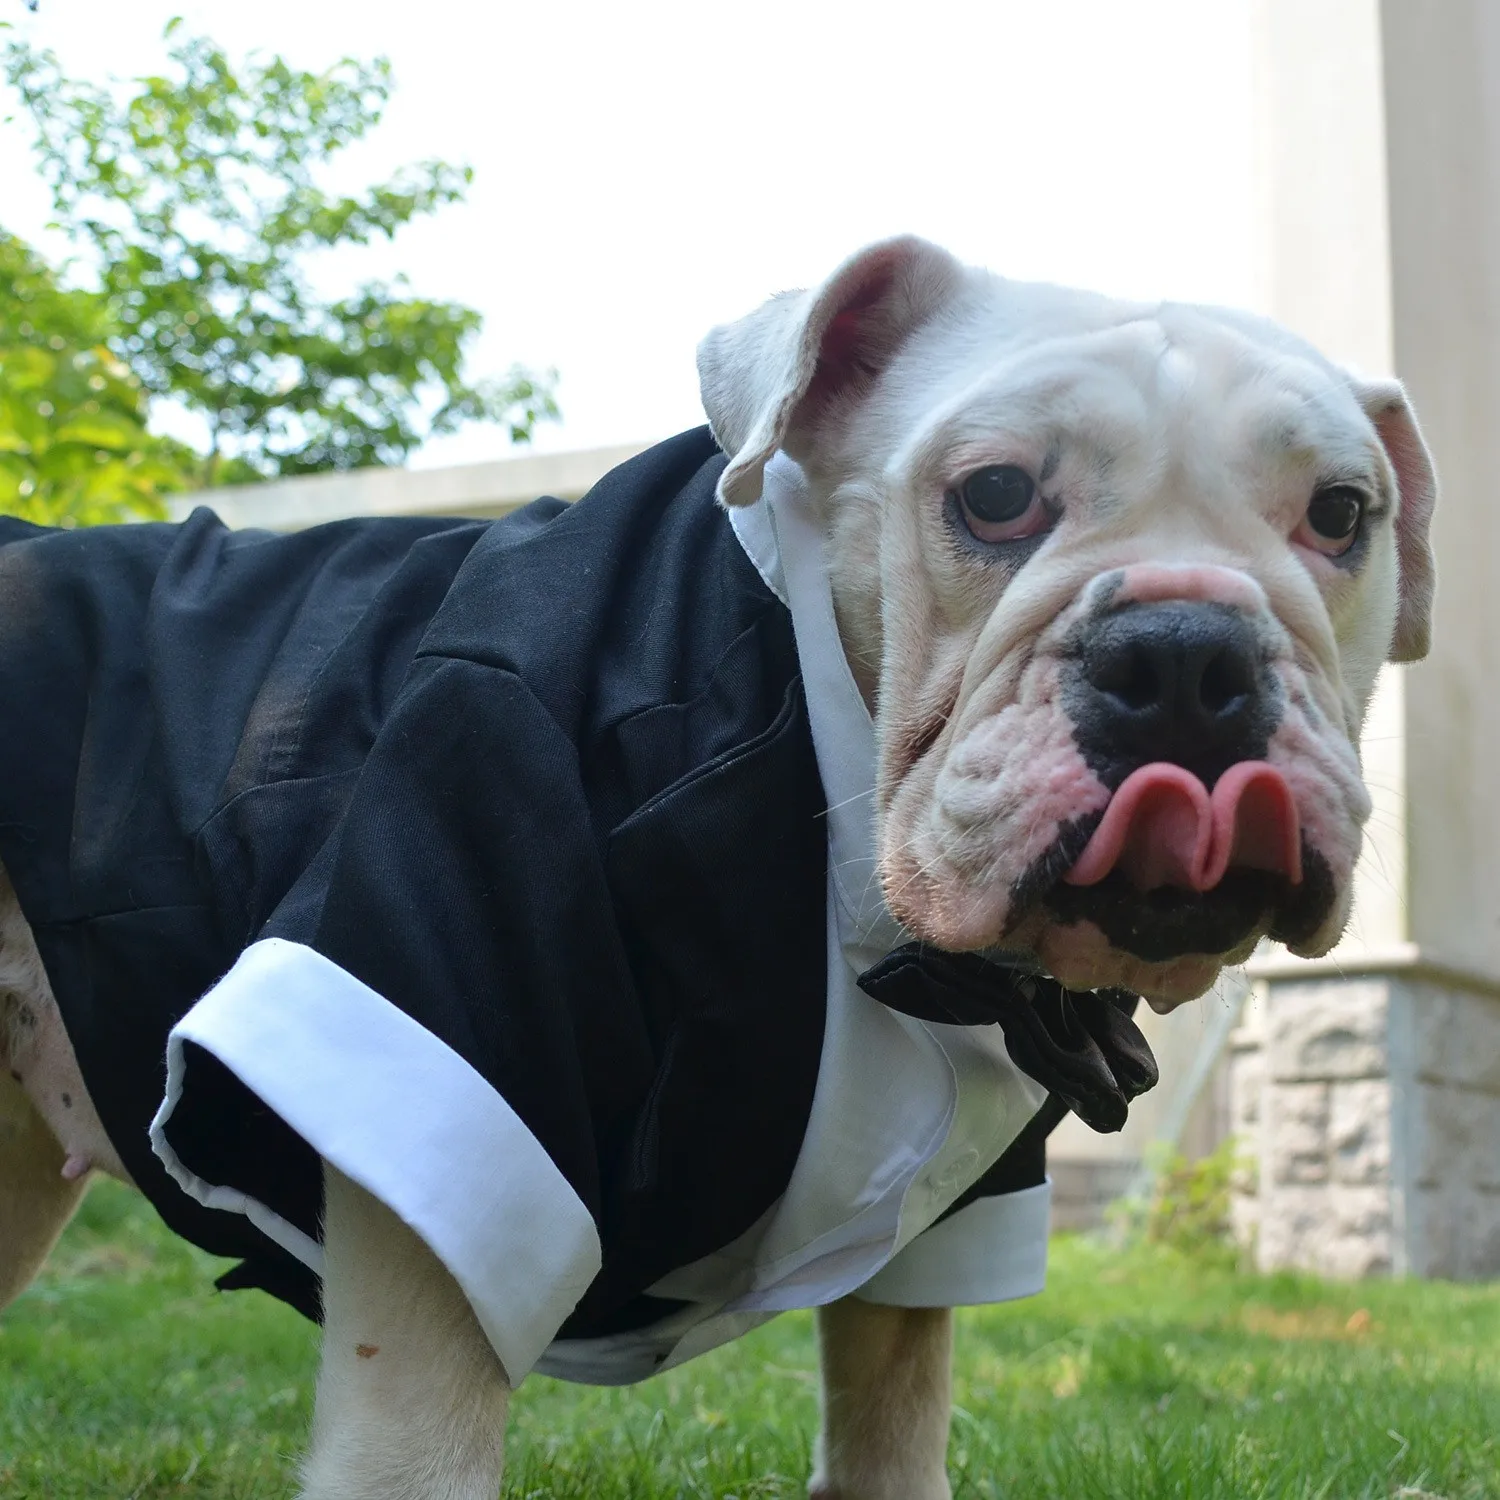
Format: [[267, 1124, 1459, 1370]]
[[1229, 971, 1500, 1279]]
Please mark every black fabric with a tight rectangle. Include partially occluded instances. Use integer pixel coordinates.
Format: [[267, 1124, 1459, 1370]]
[[0, 510, 489, 1287], [857, 946, 1155, 1132], [0, 426, 1150, 1341], [0, 429, 834, 1333], [932, 985, 1150, 1224]]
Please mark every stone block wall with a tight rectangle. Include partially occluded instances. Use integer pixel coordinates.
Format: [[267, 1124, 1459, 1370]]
[[1229, 971, 1500, 1279], [1402, 982, 1500, 1277]]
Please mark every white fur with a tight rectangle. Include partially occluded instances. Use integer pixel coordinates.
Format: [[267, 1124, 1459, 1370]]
[[810, 1300, 953, 1500], [300, 1167, 510, 1500], [699, 235, 1437, 1006], [0, 236, 1438, 1496]]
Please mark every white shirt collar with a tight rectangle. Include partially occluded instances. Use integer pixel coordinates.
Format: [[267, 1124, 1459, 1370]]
[[727, 454, 905, 951]]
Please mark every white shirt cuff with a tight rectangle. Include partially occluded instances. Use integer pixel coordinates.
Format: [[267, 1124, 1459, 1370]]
[[150, 937, 602, 1384], [854, 1177, 1050, 1308]]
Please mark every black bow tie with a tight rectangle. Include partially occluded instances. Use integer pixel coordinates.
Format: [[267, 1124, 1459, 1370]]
[[856, 944, 1158, 1133]]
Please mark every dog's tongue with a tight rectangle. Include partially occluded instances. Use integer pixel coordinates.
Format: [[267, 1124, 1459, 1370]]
[[1066, 761, 1302, 893]]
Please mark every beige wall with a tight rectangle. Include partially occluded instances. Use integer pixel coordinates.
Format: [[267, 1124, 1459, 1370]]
[[1252, 0, 1410, 963], [1249, 0, 1500, 987], [167, 442, 648, 530], [1057, 0, 1500, 1202], [1230, 0, 1500, 1281], [1382, 0, 1500, 984]]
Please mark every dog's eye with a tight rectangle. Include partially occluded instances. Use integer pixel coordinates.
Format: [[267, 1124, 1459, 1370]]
[[1294, 485, 1365, 557], [962, 465, 1034, 522], [953, 464, 1047, 543]]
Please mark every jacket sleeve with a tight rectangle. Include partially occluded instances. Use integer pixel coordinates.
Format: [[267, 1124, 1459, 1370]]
[[152, 657, 642, 1384]]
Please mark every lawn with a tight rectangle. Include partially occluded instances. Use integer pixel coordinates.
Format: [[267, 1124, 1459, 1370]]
[[2, 1181, 1498, 1499]]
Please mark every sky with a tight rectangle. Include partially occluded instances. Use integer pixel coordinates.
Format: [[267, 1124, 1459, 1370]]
[[0, 0, 1257, 468]]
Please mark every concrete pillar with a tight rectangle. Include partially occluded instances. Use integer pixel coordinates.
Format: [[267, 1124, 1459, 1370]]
[[1233, 0, 1500, 1279]]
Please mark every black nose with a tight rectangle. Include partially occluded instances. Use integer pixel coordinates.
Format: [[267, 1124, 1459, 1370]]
[[1075, 602, 1269, 781]]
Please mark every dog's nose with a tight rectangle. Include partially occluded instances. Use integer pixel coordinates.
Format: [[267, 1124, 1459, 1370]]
[[1077, 602, 1266, 776]]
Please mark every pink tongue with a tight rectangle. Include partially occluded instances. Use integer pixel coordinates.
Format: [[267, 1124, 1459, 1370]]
[[1065, 761, 1302, 893]]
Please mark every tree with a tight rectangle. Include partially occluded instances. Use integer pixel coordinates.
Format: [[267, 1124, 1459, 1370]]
[[2, 21, 556, 498], [0, 230, 193, 524]]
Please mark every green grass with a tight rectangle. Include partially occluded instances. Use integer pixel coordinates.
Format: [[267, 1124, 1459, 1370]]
[[2, 1180, 1498, 1499]]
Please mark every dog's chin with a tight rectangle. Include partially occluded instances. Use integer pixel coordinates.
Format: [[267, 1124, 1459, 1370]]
[[1030, 853, 1338, 1006], [1039, 922, 1232, 1009], [886, 844, 1342, 1011], [885, 880, 1238, 1007]]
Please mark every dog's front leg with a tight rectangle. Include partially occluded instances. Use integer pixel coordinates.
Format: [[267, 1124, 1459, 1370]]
[[810, 1298, 953, 1500], [300, 1165, 510, 1500]]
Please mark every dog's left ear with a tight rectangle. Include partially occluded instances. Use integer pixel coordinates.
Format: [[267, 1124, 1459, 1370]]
[[1352, 378, 1438, 663], [698, 236, 964, 507]]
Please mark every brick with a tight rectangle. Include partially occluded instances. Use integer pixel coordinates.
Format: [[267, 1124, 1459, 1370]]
[[1413, 1083, 1494, 1189], [1407, 1187, 1456, 1277], [1266, 979, 1389, 1081], [1228, 1050, 1264, 1137], [1322, 1186, 1393, 1278], [1267, 1081, 1330, 1185], [1256, 1183, 1391, 1276], [1230, 1190, 1260, 1250], [1412, 1185, 1500, 1280], [1256, 1185, 1334, 1271], [1462, 1190, 1500, 1277], [1329, 1079, 1391, 1185], [1467, 1093, 1500, 1190], [1410, 984, 1500, 1092]]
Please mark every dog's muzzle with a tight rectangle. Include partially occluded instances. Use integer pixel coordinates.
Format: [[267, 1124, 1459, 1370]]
[[1070, 599, 1277, 787], [1031, 599, 1329, 960]]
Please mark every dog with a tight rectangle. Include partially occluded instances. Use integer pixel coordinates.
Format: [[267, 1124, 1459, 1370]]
[[0, 235, 1435, 1499]]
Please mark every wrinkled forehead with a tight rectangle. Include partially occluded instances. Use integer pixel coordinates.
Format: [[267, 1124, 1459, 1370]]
[[877, 289, 1386, 493]]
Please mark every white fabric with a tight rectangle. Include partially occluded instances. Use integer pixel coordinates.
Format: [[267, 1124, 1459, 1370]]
[[855, 1179, 1051, 1308], [150, 938, 602, 1384]]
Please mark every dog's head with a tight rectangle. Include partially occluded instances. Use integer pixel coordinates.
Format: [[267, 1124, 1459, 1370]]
[[699, 237, 1437, 1009]]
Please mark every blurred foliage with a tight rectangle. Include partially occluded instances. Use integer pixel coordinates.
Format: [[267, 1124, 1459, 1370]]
[[1108, 1136, 1251, 1265], [0, 231, 193, 523], [0, 20, 555, 524]]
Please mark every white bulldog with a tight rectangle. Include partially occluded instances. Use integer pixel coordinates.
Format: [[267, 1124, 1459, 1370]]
[[0, 235, 1435, 1500], [702, 234, 1435, 1009]]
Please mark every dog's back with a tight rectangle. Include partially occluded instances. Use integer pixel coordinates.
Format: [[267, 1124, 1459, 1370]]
[[0, 510, 487, 1250]]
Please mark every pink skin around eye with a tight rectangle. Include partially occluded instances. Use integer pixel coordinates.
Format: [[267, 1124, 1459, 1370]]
[[961, 491, 1052, 544], [1290, 509, 1359, 560]]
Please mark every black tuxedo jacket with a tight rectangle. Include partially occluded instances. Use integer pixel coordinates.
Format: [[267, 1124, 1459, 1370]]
[[0, 428, 1151, 1375]]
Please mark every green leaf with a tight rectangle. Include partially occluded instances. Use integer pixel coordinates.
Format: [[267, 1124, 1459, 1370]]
[[0, 23, 557, 512], [50, 413, 147, 450]]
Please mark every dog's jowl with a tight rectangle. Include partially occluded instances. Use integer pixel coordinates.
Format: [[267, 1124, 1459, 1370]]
[[0, 236, 1436, 1500]]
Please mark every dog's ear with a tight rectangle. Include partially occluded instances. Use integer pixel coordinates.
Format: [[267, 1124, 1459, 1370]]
[[697, 236, 964, 507], [1353, 378, 1438, 663]]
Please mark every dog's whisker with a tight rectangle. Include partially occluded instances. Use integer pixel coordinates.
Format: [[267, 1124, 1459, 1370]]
[[818, 786, 878, 819]]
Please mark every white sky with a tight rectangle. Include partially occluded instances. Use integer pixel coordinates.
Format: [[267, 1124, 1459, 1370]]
[[0, 0, 1256, 468]]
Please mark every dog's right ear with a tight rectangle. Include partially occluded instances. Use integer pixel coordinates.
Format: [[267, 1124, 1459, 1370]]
[[1352, 378, 1438, 664], [697, 236, 964, 507]]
